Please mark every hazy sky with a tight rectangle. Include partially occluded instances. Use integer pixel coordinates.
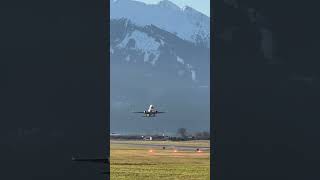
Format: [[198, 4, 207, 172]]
[[134, 0, 210, 17]]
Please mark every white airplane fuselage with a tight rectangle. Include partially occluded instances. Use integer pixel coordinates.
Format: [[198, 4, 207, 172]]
[[144, 105, 157, 117]]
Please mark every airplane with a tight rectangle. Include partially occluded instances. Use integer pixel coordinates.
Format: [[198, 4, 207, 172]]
[[132, 104, 166, 117]]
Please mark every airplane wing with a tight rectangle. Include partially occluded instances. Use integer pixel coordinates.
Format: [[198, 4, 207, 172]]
[[72, 157, 109, 164], [132, 111, 145, 113], [156, 111, 166, 113]]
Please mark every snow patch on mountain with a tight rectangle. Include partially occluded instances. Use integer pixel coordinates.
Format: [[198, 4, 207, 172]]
[[118, 30, 160, 51], [191, 70, 197, 81], [175, 56, 197, 81], [177, 56, 185, 64], [117, 30, 161, 65], [151, 53, 160, 66], [143, 52, 149, 62]]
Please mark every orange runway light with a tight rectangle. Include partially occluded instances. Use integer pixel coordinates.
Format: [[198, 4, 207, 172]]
[[173, 149, 177, 153], [149, 149, 153, 153]]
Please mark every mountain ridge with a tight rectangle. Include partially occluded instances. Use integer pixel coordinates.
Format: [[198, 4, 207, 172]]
[[110, 0, 210, 47]]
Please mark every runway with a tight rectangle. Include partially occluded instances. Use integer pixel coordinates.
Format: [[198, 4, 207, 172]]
[[111, 141, 210, 151]]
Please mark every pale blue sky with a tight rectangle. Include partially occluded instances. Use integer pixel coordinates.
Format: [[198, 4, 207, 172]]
[[134, 0, 210, 17]]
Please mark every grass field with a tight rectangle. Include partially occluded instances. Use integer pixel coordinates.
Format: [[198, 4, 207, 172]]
[[110, 140, 210, 180]]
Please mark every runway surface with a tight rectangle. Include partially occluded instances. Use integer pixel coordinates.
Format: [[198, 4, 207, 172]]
[[111, 141, 210, 151]]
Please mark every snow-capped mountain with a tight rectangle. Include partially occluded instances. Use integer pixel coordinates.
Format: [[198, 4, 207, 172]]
[[111, 0, 210, 47], [110, 18, 209, 85]]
